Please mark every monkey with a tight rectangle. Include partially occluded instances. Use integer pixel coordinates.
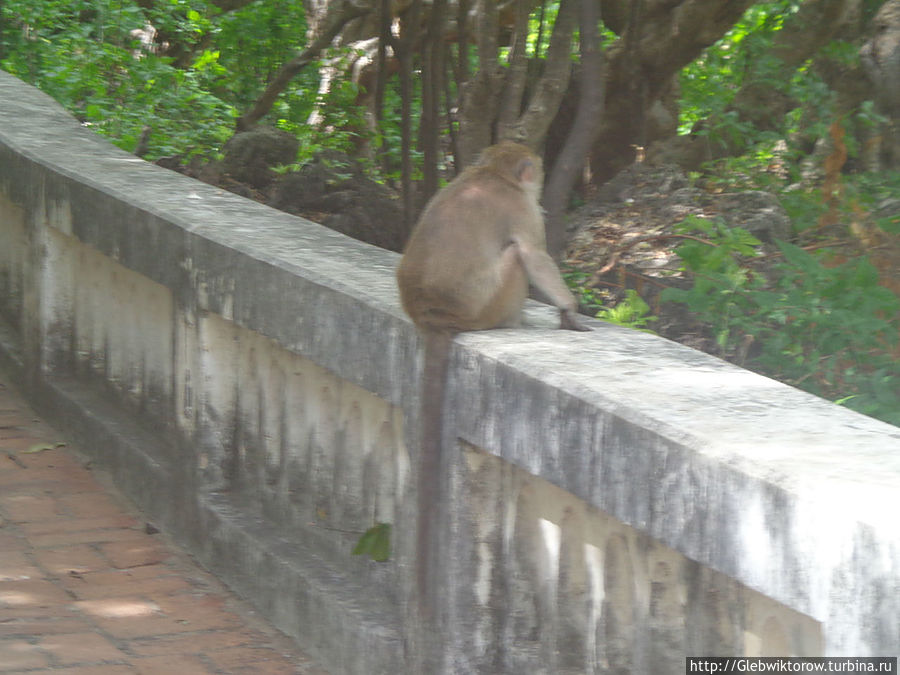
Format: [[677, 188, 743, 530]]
[[398, 141, 586, 333], [396, 141, 590, 621]]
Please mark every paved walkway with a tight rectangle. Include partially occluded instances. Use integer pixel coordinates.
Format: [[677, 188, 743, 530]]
[[0, 377, 328, 674]]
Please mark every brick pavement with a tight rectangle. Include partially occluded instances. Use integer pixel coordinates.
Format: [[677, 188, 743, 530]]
[[0, 377, 329, 674]]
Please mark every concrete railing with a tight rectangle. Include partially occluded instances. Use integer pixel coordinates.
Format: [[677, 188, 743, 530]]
[[1, 71, 898, 673]]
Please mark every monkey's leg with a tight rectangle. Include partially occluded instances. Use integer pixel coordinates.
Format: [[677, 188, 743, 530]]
[[467, 243, 529, 328]]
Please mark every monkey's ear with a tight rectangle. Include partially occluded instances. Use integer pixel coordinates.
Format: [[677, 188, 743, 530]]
[[516, 158, 539, 185]]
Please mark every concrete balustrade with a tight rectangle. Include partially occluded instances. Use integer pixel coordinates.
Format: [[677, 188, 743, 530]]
[[1, 71, 898, 673]]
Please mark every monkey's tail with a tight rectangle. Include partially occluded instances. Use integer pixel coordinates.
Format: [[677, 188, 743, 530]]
[[416, 329, 454, 620]]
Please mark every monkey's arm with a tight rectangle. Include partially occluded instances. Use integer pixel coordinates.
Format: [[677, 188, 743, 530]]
[[512, 238, 591, 331]]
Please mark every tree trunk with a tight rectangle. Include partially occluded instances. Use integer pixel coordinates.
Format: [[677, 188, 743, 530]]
[[421, 0, 448, 202], [456, 0, 502, 166], [543, 0, 605, 257], [861, 0, 900, 169], [589, 0, 756, 182], [500, 0, 578, 147]]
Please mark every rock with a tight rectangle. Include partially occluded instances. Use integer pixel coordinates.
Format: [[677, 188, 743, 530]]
[[712, 191, 792, 243], [222, 127, 299, 189], [595, 163, 690, 204], [268, 151, 405, 251]]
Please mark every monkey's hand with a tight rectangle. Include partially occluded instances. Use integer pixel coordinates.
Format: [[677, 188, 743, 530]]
[[560, 309, 591, 332]]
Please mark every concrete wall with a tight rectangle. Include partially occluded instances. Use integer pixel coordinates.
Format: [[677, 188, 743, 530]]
[[1, 71, 898, 673]]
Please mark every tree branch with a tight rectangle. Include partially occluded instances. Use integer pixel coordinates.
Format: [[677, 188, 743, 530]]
[[496, 0, 533, 138], [422, 0, 448, 201], [236, 1, 369, 131], [503, 0, 577, 147], [457, 0, 502, 165]]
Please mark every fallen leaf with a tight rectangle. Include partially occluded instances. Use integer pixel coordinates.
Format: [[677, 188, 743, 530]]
[[22, 442, 66, 454]]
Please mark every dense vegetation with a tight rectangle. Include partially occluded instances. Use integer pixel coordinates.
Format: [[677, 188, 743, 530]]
[[1, 0, 898, 426], [674, 5, 900, 424]]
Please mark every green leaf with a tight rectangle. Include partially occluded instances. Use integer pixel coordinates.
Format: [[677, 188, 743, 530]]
[[775, 240, 821, 275], [352, 523, 391, 562], [596, 290, 658, 332], [23, 442, 66, 454]]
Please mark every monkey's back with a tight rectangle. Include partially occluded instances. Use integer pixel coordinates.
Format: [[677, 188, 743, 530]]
[[397, 169, 535, 332]]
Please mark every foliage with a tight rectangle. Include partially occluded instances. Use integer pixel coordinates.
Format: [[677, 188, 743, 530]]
[[0, 0, 363, 161], [680, 3, 790, 134], [203, 0, 311, 111], [374, 81, 423, 183], [213, 6, 372, 165], [565, 268, 658, 332], [669, 0, 900, 427], [526, 0, 560, 57], [595, 290, 658, 332], [662, 217, 900, 426], [288, 47, 373, 166], [679, 1, 840, 163], [844, 170, 900, 235], [352, 523, 391, 562], [754, 242, 898, 406], [564, 267, 606, 315], [661, 216, 764, 353], [1, 0, 234, 159]]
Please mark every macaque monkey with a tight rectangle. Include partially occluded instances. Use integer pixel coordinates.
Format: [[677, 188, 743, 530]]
[[396, 141, 589, 618]]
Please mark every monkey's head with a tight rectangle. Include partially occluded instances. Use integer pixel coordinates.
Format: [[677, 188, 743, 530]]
[[475, 141, 543, 198]]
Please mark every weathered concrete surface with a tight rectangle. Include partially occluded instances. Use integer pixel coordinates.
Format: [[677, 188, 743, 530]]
[[1, 70, 899, 672]]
